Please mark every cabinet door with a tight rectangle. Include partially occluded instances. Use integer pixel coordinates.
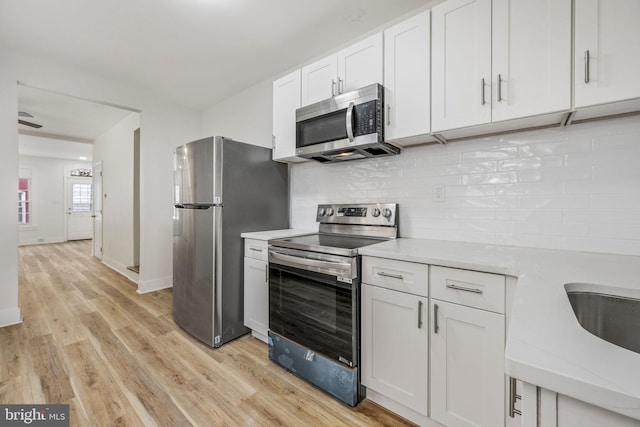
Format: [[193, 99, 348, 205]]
[[272, 69, 302, 161], [557, 394, 638, 427], [574, 0, 640, 108], [338, 33, 383, 94], [361, 284, 428, 416], [384, 10, 431, 143], [243, 257, 268, 339], [301, 54, 337, 106], [491, 0, 571, 122], [432, 0, 492, 132], [430, 299, 505, 427]]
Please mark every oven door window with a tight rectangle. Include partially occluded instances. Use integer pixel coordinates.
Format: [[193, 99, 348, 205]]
[[269, 264, 356, 366]]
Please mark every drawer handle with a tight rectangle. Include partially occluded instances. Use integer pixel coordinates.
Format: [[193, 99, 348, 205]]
[[446, 282, 483, 294], [249, 247, 263, 252], [377, 272, 404, 280], [418, 300, 423, 329]]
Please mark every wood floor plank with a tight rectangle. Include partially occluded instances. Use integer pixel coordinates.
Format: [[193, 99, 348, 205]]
[[80, 311, 192, 426], [27, 334, 75, 403], [6, 241, 417, 426], [64, 340, 143, 427]]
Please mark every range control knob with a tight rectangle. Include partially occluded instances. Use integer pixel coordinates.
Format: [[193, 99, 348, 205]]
[[326, 208, 334, 216], [371, 208, 381, 217], [382, 208, 393, 219], [318, 207, 326, 217]]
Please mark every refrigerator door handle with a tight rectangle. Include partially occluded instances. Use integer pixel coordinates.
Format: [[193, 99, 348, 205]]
[[213, 206, 223, 346]]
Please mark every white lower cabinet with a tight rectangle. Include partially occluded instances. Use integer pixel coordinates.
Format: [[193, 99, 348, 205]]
[[361, 283, 429, 416], [430, 265, 506, 427], [243, 239, 269, 343], [430, 299, 505, 427], [557, 394, 640, 427]]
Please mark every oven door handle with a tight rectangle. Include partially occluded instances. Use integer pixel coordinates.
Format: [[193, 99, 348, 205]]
[[270, 250, 350, 269], [269, 250, 355, 278]]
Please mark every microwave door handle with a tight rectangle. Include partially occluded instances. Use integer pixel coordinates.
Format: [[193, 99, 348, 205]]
[[346, 102, 355, 142]]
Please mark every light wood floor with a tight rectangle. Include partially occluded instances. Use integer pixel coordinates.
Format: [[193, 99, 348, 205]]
[[1, 240, 416, 426]]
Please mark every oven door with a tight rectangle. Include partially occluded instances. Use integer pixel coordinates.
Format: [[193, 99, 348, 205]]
[[268, 248, 359, 368]]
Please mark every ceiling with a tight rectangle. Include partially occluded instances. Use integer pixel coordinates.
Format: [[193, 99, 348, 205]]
[[18, 85, 136, 142], [2, 0, 434, 124]]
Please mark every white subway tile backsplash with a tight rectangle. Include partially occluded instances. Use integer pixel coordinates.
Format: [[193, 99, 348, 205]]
[[290, 116, 640, 256]]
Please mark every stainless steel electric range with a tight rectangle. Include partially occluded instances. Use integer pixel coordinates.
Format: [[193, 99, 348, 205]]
[[267, 203, 398, 406]]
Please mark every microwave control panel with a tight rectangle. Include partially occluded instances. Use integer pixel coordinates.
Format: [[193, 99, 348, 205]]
[[354, 100, 380, 137]]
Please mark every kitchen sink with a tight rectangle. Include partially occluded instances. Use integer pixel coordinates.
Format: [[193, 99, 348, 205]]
[[565, 283, 640, 355]]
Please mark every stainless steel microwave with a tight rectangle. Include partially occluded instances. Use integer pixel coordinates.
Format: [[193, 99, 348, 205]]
[[295, 83, 400, 163]]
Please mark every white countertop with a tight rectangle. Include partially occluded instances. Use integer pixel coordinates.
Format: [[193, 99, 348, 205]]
[[359, 238, 640, 421], [240, 228, 316, 241]]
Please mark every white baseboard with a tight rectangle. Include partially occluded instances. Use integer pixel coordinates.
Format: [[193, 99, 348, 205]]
[[137, 276, 172, 294], [0, 306, 22, 328], [102, 256, 139, 284]]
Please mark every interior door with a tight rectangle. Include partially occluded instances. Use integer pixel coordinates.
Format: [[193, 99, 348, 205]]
[[92, 162, 103, 258], [66, 176, 94, 241]]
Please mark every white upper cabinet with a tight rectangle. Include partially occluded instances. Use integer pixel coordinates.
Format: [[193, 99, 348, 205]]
[[338, 33, 383, 94], [272, 69, 306, 163], [491, 0, 571, 122], [432, 0, 492, 132], [300, 55, 338, 107], [574, 0, 640, 110], [384, 10, 432, 146], [432, 0, 571, 134], [301, 33, 383, 107]]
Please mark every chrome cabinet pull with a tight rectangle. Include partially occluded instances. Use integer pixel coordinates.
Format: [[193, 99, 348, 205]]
[[418, 300, 423, 329], [265, 265, 269, 283], [346, 102, 355, 142], [387, 104, 391, 126], [338, 78, 344, 94], [509, 377, 522, 417], [376, 271, 404, 280], [584, 50, 590, 83], [481, 78, 486, 105], [249, 247, 263, 252], [446, 282, 483, 294], [434, 303, 439, 334], [272, 135, 276, 150], [497, 74, 502, 102], [331, 79, 337, 97]]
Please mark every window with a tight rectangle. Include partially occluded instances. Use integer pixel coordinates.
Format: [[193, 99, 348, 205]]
[[18, 178, 30, 224], [72, 183, 93, 212]]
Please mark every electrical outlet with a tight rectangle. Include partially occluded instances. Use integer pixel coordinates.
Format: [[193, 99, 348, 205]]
[[433, 184, 445, 202]]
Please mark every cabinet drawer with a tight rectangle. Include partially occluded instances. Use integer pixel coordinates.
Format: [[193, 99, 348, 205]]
[[244, 239, 268, 261], [431, 266, 505, 314], [362, 257, 428, 297]]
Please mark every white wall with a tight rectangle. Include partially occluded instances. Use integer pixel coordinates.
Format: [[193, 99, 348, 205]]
[[290, 116, 640, 256], [0, 48, 20, 327], [0, 46, 201, 326], [201, 79, 273, 147], [93, 112, 140, 278], [18, 154, 92, 246]]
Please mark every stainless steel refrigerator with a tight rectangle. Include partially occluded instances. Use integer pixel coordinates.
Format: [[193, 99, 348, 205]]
[[172, 136, 289, 347]]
